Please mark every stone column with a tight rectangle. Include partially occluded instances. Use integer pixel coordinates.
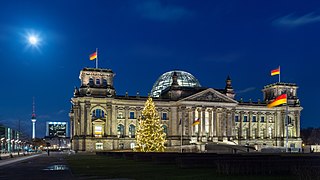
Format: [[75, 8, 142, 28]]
[[212, 108, 217, 137], [208, 108, 213, 138], [197, 108, 201, 137], [106, 103, 112, 136], [281, 110, 286, 138], [73, 105, 79, 136], [170, 106, 178, 136], [239, 111, 243, 139], [248, 111, 252, 139], [222, 109, 227, 137], [201, 107, 206, 137], [226, 109, 232, 137], [178, 107, 182, 135], [80, 102, 85, 135], [257, 112, 261, 139], [85, 101, 91, 136], [266, 112, 270, 138], [125, 106, 129, 136], [295, 110, 301, 137], [231, 109, 236, 137], [181, 106, 186, 136], [216, 109, 221, 138], [111, 105, 117, 136], [191, 107, 196, 136]]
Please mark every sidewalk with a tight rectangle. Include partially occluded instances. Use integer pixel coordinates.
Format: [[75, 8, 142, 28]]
[[0, 152, 42, 166], [0, 151, 75, 179]]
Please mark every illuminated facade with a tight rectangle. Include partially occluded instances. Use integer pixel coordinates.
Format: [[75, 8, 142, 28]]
[[70, 68, 302, 152]]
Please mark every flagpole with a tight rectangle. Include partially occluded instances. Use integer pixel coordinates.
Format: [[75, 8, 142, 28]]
[[96, 48, 98, 69], [285, 101, 288, 152], [279, 66, 281, 83], [181, 118, 183, 153]]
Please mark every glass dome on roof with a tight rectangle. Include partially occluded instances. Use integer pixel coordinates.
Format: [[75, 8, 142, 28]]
[[150, 70, 201, 97]]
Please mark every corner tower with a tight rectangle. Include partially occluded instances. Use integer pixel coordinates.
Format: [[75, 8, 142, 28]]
[[74, 68, 116, 98]]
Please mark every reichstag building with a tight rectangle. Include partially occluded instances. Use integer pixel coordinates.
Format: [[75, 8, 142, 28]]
[[69, 67, 302, 152]]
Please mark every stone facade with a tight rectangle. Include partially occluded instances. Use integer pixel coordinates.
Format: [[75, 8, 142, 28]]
[[69, 68, 302, 152]]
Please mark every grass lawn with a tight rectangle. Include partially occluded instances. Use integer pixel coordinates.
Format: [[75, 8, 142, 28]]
[[66, 153, 297, 180]]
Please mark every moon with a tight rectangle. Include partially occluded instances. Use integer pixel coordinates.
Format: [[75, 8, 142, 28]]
[[28, 35, 38, 45]]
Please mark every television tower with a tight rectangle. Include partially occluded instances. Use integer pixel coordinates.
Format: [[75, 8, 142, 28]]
[[31, 97, 37, 139]]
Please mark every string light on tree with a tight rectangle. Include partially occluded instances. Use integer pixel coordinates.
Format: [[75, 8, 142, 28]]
[[135, 97, 166, 152]]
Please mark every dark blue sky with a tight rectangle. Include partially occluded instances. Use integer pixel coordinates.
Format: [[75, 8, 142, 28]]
[[0, 0, 319, 138]]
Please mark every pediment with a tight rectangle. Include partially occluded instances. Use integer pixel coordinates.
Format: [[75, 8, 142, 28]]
[[179, 88, 238, 103]]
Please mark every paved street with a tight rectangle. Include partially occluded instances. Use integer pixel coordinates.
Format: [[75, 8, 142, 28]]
[[0, 151, 75, 180]]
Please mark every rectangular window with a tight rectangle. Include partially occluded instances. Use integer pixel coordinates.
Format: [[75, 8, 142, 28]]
[[261, 116, 265, 123], [162, 112, 167, 120], [243, 115, 248, 122], [235, 115, 239, 122], [96, 143, 103, 150], [94, 125, 102, 137], [252, 116, 256, 122], [129, 112, 135, 119]]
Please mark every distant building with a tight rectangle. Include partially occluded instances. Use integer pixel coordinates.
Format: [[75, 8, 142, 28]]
[[0, 125, 23, 153], [44, 122, 70, 150], [69, 67, 302, 152], [46, 122, 68, 138]]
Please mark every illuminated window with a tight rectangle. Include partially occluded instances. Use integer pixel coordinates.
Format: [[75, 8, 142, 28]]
[[117, 124, 124, 138], [118, 112, 124, 119], [96, 143, 103, 150], [94, 125, 102, 137], [92, 109, 105, 119], [252, 128, 256, 139], [129, 124, 135, 138], [129, 112, 135, 119], [130, 143, 135, 149], [268, 127, 273, 138]]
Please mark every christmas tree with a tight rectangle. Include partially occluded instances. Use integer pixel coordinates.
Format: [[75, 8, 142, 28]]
[[135, 97, 166, 152]]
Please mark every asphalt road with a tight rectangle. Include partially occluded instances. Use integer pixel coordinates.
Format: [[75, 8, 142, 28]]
[[0, 151, 75, 180]]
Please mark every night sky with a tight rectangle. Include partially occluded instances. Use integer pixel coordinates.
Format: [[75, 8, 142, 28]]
[[0, 0, 319, 138]]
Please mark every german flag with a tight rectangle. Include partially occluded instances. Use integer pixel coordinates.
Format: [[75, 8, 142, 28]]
[[267, 94, 287, 108], [192, 118, 200, 126], [89, 51, 97, 60], [271, 67, 280, 76]]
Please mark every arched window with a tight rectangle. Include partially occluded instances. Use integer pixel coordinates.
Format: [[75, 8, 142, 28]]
[[92, 109, 105, 119], [117, 124, 125, 138], [129, 124, 135, 138], [103, 79, 107, 87], [162, 125, 167, 136], [89, 78, 94, 86]]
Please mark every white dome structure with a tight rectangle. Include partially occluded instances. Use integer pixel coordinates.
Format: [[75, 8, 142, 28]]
[[150, 70, 201, 97]]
